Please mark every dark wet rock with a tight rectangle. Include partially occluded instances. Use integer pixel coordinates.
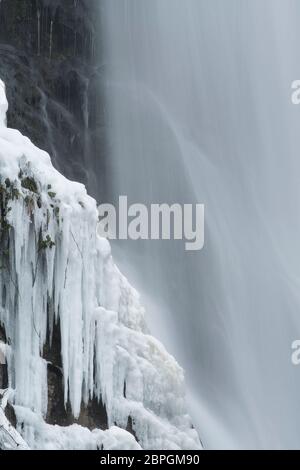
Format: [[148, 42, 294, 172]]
[[126, 416, 138, 443], [46, 361, 108, 430], [5, 403, 17, 429], [44, 317, 108, 430], [0, 364, 8, 390], [0, 323, 7, 343], [43, 318, 63, 368], [0, 0, 108, 200]]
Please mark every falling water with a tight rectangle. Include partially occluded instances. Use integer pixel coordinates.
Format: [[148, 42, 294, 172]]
[[49, 18, 53, 60], [37, 8, 41, 56], [101, 0, 300, 449]]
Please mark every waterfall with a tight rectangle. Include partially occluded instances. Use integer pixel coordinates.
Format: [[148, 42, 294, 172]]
[[101, 0, 300, 449]]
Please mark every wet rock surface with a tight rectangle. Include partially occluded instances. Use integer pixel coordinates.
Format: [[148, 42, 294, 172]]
[[44, 320, 108, 430], [0, 0, 107, 200]]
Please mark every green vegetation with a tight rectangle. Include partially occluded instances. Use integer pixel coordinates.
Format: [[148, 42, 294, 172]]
[[0, 168, 60, 254], [39, 234, 55, 251], [21, 176, 38, 193]]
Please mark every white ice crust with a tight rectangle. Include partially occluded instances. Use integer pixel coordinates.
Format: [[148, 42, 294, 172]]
[[0, 80, 8, 128]]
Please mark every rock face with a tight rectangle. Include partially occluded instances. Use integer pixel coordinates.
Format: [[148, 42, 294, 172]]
[[43, 320, 108, 430], [0, 0, 111, 433], [0, 0, 107, 200], [0, 0, 109, 433]]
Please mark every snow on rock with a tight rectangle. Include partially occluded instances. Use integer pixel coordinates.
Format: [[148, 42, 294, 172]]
[[0, 408, 29, 450], [0, 81, 201, 450], [0, 391, 29, 450], [14, 406, 141, 451]]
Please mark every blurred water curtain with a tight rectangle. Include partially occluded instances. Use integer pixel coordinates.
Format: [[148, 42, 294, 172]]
[[102, 0, 300, 449]]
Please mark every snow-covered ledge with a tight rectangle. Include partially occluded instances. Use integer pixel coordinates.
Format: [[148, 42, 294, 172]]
[[0, 80, 201, 450]]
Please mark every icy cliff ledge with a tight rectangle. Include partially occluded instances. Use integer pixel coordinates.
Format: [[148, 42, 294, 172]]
[[0, 80, 201, 450]]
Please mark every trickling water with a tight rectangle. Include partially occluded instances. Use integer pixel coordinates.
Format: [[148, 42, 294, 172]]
[[82, 76, 90, 162], [102, 0, 300, 449], [49, 19, 53, 60], [38, 87, 58, 167], [37, 9, 41, 57]]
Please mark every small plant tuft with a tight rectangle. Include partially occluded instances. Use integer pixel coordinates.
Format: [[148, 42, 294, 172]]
[[21, 176, 38, 193], [39, 234, 55, 251]]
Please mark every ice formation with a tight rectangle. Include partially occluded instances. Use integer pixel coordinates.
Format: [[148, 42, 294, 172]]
[[0, 80, 7, 127], [0, 80, 201, 450]]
